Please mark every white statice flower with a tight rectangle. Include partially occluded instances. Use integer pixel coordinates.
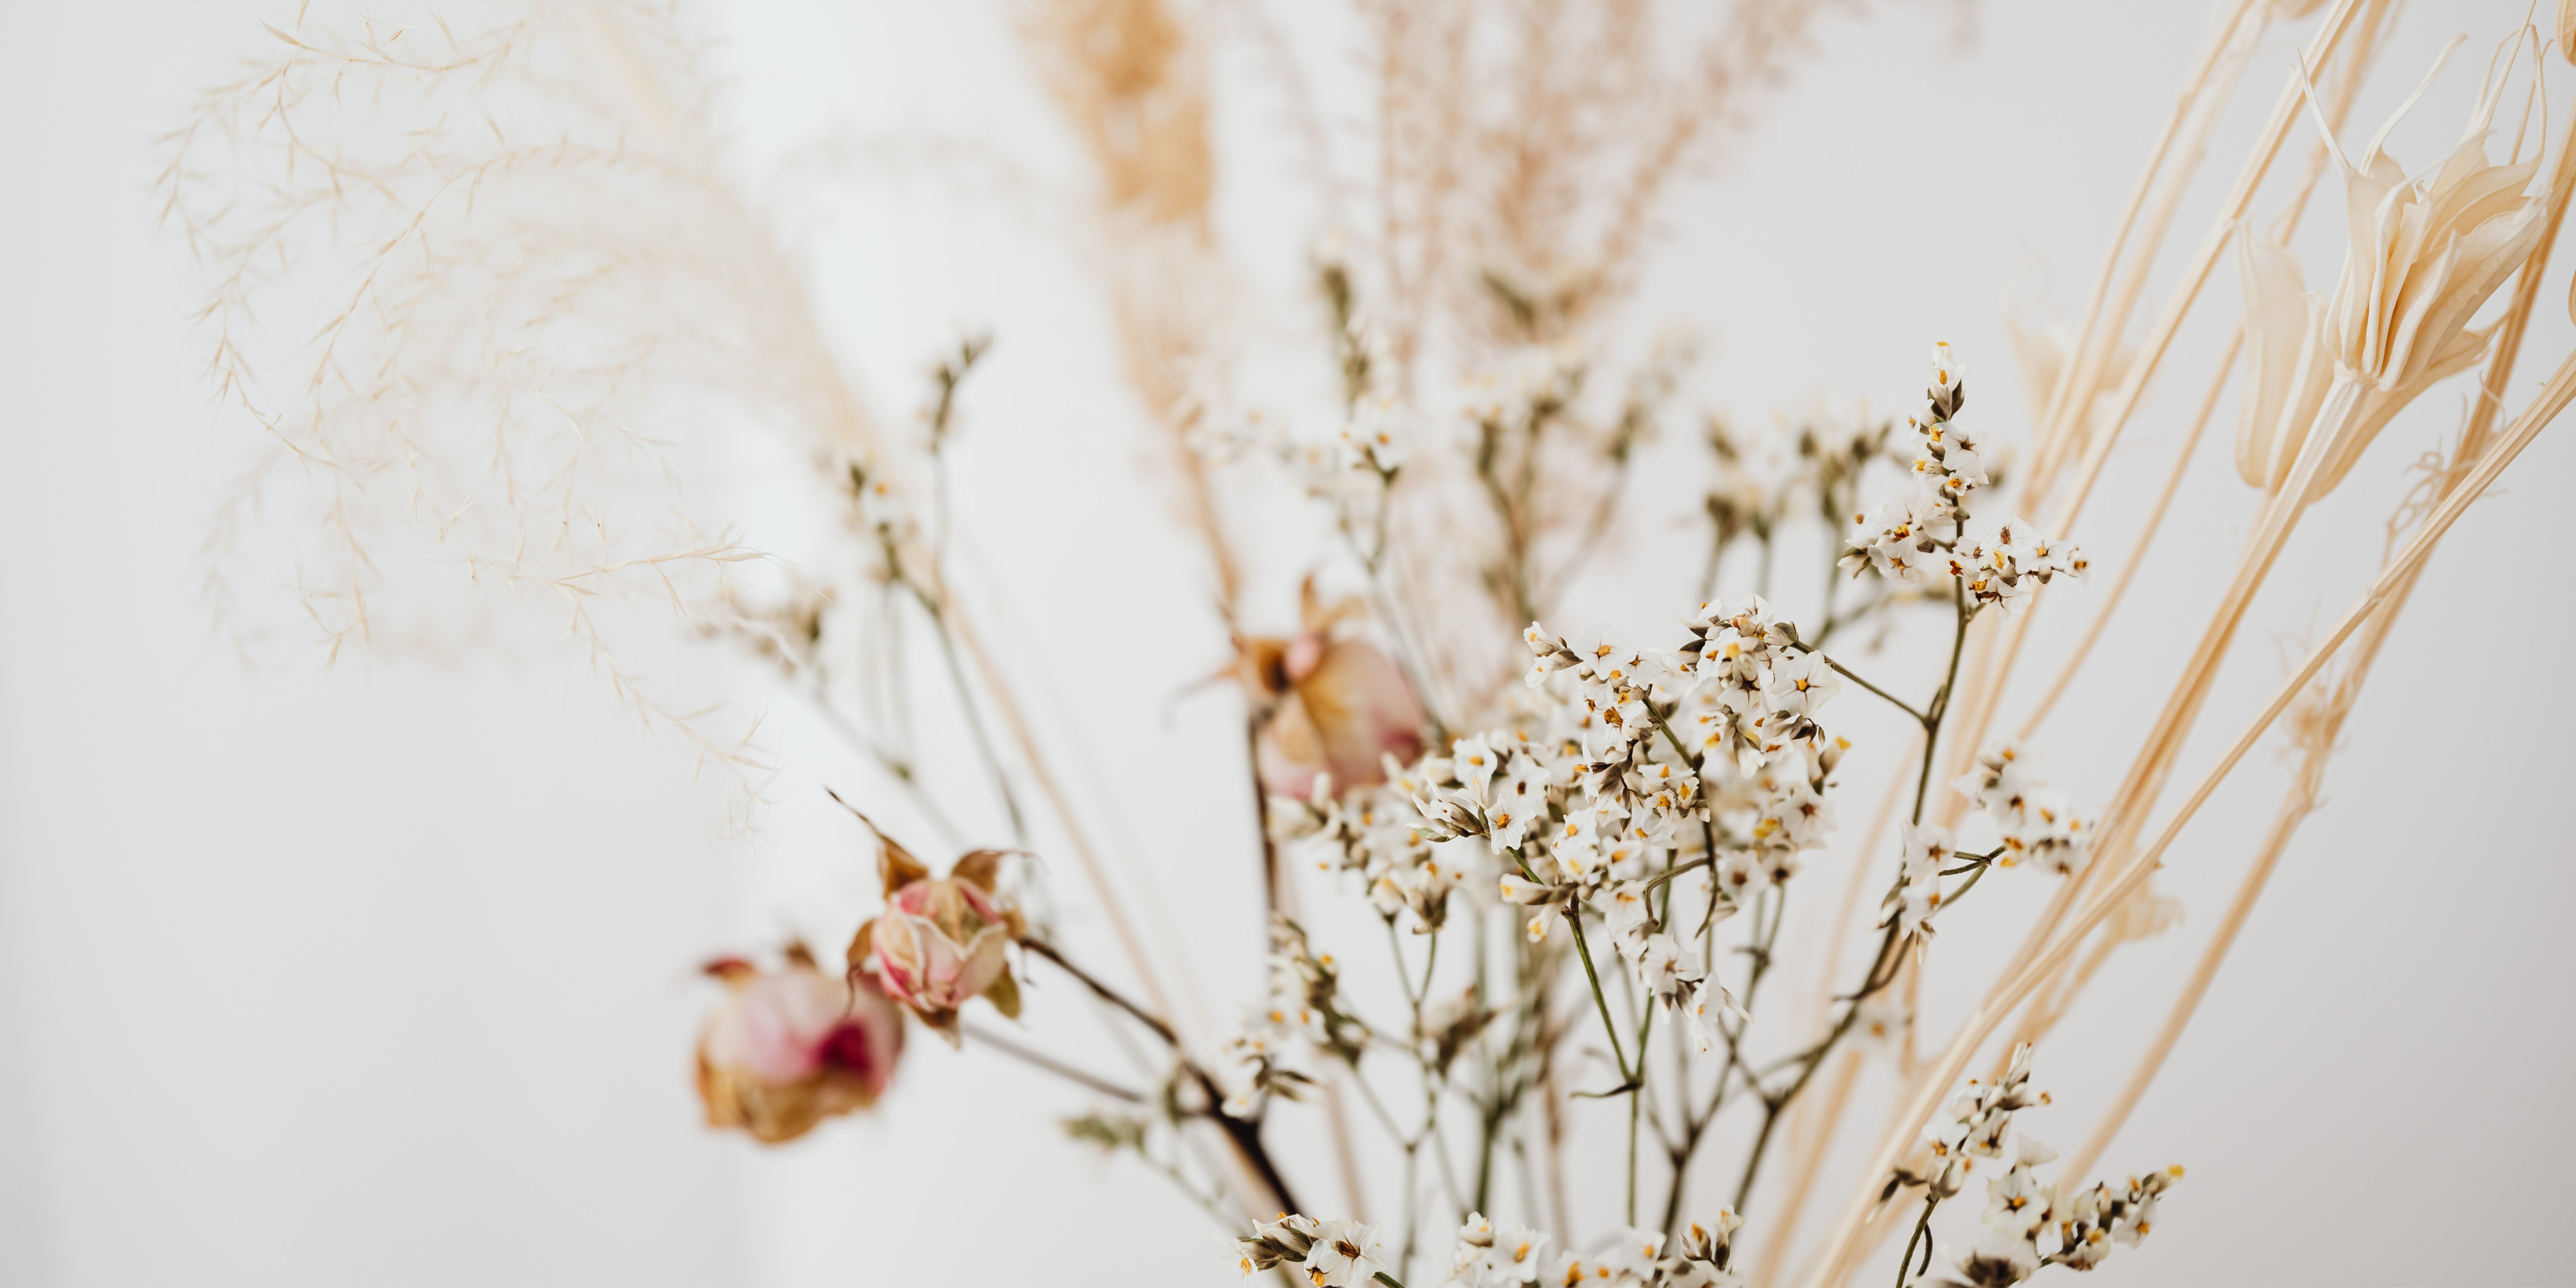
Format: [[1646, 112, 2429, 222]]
[[1951, 1228, 2043, 1287], [1488, 757, 1551, 851], [1904, 343, 1984, 497], [1929, 341, 1966, 408], [1408, 733, 1558, 859], [1524, 622, 1585, 687], [1685, 976, 1749, 1054], [1677, 1208, 1743, 1269], [1498, 872, 1556, 906], [1232, 1213, 1322, 1277], [1898, 821, 1954, 884], [1372, 853, 1464, 932], [1626, 931, 1701, 1008], [1850, 997, 1910, 1058], [1754, 774, 1835, 853], [1916, 415, 1989, 498], [1981, 1137, 2058, 1237], [1764, 648, 1841, 719], [1713, 849, 1770, 907], [1947, 516, 2087, 616], [1951, 742, 2091, 874], [1341, 391, 1412, 474], [1839, 494, 1955, 585], [1884, 820, 1954, 941], [1442, 1212, 1549, 1287], [1546, 805, 1615, 890], [1611, 1227, 1667, 1281], [1686, 595, 1793, 683], [1303, 1218, 1389, 1287], [1888, 870, 1944, 944], [1914, 1043, 2047, 1203], [1602, 880, 1656, 946], [1453, 735, 1503, 803], [1671, 599, 1840, 786], [1547, 1251, 1610, 1285]]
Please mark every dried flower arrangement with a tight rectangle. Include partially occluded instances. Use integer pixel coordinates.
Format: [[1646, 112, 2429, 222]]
[[159, 0, 2576, 1284]]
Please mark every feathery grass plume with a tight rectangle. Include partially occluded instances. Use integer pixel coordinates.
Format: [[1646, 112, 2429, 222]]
[[158, 1, 902, 817]]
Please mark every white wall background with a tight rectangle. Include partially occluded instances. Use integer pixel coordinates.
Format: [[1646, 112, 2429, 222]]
[[3, 1, 2570, 1285]]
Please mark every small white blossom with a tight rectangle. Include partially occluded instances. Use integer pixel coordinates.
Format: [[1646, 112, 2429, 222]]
[[1303, 1218, 1389, 1287], [1685, 976, 1749, 1053], [1951, 742, 2090, 874]]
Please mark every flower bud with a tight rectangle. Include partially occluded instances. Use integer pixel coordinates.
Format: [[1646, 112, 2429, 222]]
[[846, 837, 1026, 1044]]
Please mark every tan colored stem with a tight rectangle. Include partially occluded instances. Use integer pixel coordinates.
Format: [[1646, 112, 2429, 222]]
[[2030, 0, 2265, 495], [2020, 329, 2242, 739], [2058, 739, 2318, 1187], [2031, 0, 2262, 475], [2059, 73, 2576, 1186], [1930, 0, 2372, 819], [1807, 343, 2576, 1286], [2040, 0, 2370, 540], [1942, 0, 2399, 1089]]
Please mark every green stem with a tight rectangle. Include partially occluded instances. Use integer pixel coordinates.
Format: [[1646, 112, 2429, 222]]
[[1563, 908, 1630, 1080], [1914, 580, 1973, 825], [1795, 642, 1928, 725]]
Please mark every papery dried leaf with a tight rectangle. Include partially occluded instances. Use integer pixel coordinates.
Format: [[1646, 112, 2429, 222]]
[[879, 833, 931, 899], [951, 848, 1008, 894], [984, 967, 1023, 1020]]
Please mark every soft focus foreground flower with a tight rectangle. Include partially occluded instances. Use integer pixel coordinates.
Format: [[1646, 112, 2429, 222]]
[[1244, 578, 1429, 799], [695, 947, 905, 1144], [1446, 1210, 1550, 1286], [1302, 1217, 1390, 1286], [846, 831, 1026, 1043], [2240, 48, 2546, 500]]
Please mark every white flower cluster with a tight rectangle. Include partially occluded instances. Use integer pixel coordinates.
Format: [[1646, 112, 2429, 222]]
[[1839, 346, 2085, 615], [1231, 1213, 1388, 1285], [1915, 1042, 2049, 1203], [1937, 517, 2089, 617], [1439, 1209, 1748, 1288], [1218, 919, 1355, 1114], [1893, 1045, 2184, 1285], [1887, 821, 1960, 942], [1272, 770, 1448, 926], [1674, 595, 1839, 777], [1947, 1140, 2184, 1285], [1951, 742, 2090, 875], [1424, 606, 1859, 1053], [2033, 1165, 2184, 1273], [1440, 1211, 1549, 1286]]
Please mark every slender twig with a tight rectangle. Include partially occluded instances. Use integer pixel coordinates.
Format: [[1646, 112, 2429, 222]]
[[958, 1019, 1146, 1104]]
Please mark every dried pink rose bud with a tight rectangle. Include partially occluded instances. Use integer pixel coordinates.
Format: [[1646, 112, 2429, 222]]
[[1241, 577, 1427, 799], [695, 946, 905, 1145], [845, 834, 1026, 1044]]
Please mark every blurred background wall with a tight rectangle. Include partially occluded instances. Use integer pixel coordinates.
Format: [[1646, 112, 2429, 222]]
[[2, 1, 2569, 1284]]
